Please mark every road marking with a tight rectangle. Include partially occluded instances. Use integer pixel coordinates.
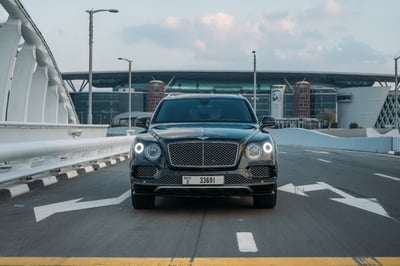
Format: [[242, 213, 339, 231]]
[[374, 173, 400, 182], [34, 190, 130, 222], [236, 232, 258, 252], [0, 257, 399, 266], [278, 182, 390, 219], [305, 149, 329, 154], [317, 159, 332, 163]]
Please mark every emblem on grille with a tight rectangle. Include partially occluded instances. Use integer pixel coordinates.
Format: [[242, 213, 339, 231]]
[[197, 136, 209, 140]]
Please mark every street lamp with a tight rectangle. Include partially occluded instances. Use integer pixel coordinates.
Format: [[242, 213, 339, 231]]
[[395, 56, 400, 130], [252, 50, 257, 114], [118, 57, 133, 130], [86, 8, 119, 124]]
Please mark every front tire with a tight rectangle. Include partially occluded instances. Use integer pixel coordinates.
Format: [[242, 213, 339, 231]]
[[132, 193, 155, 209], [253, 188, 277, 209]]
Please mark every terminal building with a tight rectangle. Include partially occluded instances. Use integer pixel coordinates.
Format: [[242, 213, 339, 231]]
[[63, 71, 397, 129]]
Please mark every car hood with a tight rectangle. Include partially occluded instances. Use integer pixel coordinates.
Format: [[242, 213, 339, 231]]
[[149, 124, 258, 143]]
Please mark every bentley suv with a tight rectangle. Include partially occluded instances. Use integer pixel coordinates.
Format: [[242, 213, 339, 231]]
[[129, 94, 278, 209]]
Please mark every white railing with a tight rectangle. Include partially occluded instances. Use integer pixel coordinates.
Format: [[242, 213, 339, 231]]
[[0, 135, 134, 184]]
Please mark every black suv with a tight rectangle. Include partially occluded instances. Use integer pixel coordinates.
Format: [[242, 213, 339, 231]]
[[129, 94, 278, 209]]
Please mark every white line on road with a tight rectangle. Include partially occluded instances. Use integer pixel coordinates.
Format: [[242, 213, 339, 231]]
[[236, 232, 258, 253], [373, 173, 400, 182], [305, 149, 330, 154], [317, 159, 332, 163]]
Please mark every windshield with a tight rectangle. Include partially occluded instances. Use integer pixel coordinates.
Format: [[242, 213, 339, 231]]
[[152, 98, 256, 124]]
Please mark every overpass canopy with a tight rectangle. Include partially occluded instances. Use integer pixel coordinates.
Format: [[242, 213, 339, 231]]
[[62, 70, 394, 93]]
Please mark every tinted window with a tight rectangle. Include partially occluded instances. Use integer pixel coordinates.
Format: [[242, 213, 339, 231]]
[[153, 98, 256, 123]]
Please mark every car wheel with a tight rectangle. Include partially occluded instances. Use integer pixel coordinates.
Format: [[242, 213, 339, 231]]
[[253, 188, 277, 209], [132, 193, 155, 209]]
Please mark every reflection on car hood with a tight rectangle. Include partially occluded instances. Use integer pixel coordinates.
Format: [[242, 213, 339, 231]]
[[149, 123, 258, 142]]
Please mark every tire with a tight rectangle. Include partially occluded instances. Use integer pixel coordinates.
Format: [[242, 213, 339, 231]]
[[253, 188, 277, 209], [131, 193, 155, 209]]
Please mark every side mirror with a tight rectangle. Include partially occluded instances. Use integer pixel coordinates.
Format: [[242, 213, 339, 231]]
[[134, 116, 150, 129], [260, 115, 276, 131]]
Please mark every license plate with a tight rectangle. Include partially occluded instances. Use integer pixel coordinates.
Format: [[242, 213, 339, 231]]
[[182, 175, 224, 185]]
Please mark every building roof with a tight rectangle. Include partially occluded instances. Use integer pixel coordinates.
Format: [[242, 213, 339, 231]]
[[62, 70, 394, 92]]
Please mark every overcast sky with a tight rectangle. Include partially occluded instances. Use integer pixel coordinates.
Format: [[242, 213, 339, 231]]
[[1, 0, 399, 74]]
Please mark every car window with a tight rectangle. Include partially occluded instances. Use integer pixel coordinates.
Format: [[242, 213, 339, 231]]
[[153, 98, 256, 123]]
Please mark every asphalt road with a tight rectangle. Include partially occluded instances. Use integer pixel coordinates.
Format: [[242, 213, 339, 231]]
[[0, 145, 400, 264]]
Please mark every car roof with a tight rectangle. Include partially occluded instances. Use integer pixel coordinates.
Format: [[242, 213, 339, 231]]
[[164, 93, 247, 100]]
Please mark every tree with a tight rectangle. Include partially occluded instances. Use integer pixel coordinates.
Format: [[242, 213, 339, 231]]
[[318, 109, 336, 130]]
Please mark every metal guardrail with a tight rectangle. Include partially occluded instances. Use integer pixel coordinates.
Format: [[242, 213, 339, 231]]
[[0, 136, 134, 184]]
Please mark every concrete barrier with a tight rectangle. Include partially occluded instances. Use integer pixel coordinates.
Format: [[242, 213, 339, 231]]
[[269, 128, 399, 154]]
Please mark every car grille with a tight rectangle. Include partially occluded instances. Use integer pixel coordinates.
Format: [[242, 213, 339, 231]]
[[133, 165, 158, 178], [168, 142, 238, 168], [249, 165, 274, 177]]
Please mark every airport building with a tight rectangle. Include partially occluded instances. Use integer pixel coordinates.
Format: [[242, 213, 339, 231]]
[[64, 71, 397, 129]]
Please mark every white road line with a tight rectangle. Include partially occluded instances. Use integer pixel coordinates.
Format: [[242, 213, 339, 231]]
[[236, 232, 258, 253], [373, 173, 400, 182], [305, 149, 329, 154], [317, 159, 332, 163]]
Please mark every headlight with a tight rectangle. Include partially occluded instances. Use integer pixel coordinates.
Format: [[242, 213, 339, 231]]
[[263, 142, 273, 153], [246, 143, 261, 160], [134, 142, 144, 154], [144, 143, 162, 161]]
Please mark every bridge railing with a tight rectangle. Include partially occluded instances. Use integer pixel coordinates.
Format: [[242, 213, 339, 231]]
[[0, 136, 134, 184], [0, 122, 134, 184]]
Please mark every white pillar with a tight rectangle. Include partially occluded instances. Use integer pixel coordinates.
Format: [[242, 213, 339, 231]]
[[57, 88, 68, 124], [27, 66, 49, 122], [7, 44, 37, 122], [0, 17, 22, 121], [44, 83, 59, 123]]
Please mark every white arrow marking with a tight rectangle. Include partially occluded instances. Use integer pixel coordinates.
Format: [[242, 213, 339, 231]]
[[317, 182, 391, 218], [34, 190, 130, 222], [278, 182, 391, 219], [278, 182, 328, 197]]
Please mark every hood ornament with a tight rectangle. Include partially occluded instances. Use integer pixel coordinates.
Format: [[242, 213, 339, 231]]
[[198, 128, 209, 140]]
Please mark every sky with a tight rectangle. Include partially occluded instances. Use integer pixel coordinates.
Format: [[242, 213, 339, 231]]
[[1, 0, 399, 74]]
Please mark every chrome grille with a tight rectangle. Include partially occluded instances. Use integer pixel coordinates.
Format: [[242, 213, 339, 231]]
[[168, 142, 238, 167]]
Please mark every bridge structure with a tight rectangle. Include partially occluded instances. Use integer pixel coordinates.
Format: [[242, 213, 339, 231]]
[[0, 0, 133, 187]]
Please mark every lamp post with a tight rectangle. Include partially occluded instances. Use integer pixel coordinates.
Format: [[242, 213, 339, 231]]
[[118, 57, 133, 130], [395, 56, 400, 130], [252, 50, 257, 114], [394, 56, 400, 129], [86, 8, 119, 124]]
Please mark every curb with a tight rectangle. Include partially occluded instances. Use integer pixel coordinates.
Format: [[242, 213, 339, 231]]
[[0, 155, 128, 202], [388, 151, 400, 156]]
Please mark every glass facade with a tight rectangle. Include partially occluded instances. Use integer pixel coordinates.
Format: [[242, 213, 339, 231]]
[[70, 88, 336, 125], [70, 92, 146, 124]]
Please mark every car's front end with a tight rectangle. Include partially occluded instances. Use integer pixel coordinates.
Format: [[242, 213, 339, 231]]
[[129, 94, 278, 209]]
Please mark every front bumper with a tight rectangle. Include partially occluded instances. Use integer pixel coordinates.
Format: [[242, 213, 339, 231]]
[[131, 167, 277, 197]]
